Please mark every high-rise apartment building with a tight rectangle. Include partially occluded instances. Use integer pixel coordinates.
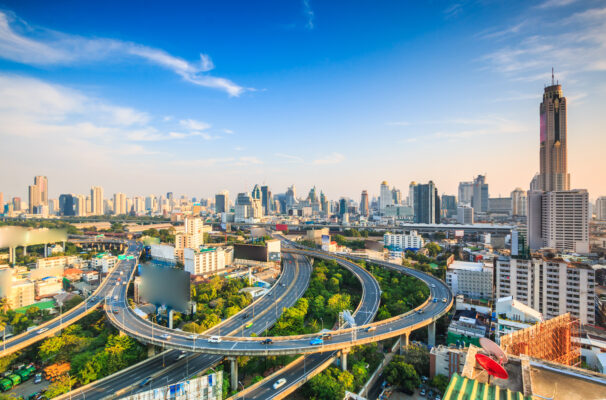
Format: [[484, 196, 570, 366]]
[[541, 190, 589, 253], [0, 192, 3, 210], [596, 196, 606, 221], [34, 176, 48, 205], [457, 205, 474, 224], [113, 192, 127, 215], [539, 76, 570, 192], [215, 191, 229, 213], [496, 256, 595, 325], [145, 195, 156, 212], [511, 188, 527, 217], [457, 181, 473, 205], [441, 194, 457, 218], [74, 195, 86, 216], [414, 181, 440, 224], [472, 175, 489, 213], [175, 217, 205, 261], [27, 175, 47, 213], [380, 181, 393, 211], [391, 188, 402, 205], [59, 194, 76, 216], [90, 186, 104, 216], [360, 190, 369, 217], [28, 184, 40, 213]]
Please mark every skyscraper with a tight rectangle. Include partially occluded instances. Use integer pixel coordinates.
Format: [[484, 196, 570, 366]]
[[261, 185, 272, 215], [408, 182, 417, 207], [391, 188, 402, 205], [414, 181, 440, 224], [59, 194, 76, 216], [28, 184, 40, 213], [596, 197, 606, 221], [360, 190, 369, 217], [215, 191, 229, 213], [457, 181, 473, 205], [339, 198, 347, 218], [527, 77, 588, 253], [34, 176, 48, 205], [511, 188, 527, 217], [90, 186, 104, 216], [251, 184, 261, 200], [380, 181, 393, 211], [539, 73, 570, 192], [472, 175, 489, 213]]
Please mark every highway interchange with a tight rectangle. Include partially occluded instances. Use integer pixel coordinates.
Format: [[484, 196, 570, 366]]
[[2, 235, 453, 399]]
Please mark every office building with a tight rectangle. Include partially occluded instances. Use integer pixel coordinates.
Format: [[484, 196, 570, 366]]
[[113, 192, 127, 215], [12, 197, 21, 212], [408, 181, 417, 207], [511, 188, 527, 217], [285, 185, 297, 208], [496, 256, 595, 325], [446, 261, 493, 299], [35, 277, 63, 298], [441, 194, 457, 218], [488, 197, 512, 215], [251, 184, 261, 200], [383, 231, 424, 250], [360, 190, 369, 217], [58, 194, 75, 216], [90, 186, 104, 216], [235, 192, 261, 221], [457, 205, 474, 224], [92, 254, 118, 273], [145, 195, 156, 212], [458, 181, 473, 205], [261, 185, 272, 215], [215, 191, 229, 213], [596, 196, 606, 221], [74, 195, 86, 216], [184, 246, 233, 276], [472, 175, 489, 213], [338, 198, 347, 219], [539, 76, 570, 192], [380, 181, 393, 211], [495, 296, 543, 344], [414, 181, 440, 224], [542, 190, 589, 253]]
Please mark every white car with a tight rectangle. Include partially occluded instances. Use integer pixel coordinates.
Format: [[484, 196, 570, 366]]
[[208, 336, 222, 343], [36, 327, 48, 334], [273, 378, 287, 389]]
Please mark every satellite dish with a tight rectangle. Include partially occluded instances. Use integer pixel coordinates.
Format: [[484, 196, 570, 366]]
[[479, 337, 508, 364], [475, 353, 509, 382]]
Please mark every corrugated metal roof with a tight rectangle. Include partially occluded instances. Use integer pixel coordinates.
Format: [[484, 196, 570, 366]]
[[444, 373, 532, 400]]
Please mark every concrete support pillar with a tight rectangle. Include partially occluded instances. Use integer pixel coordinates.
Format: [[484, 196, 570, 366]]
[[63, 241, 66, 250], [400, 332, 410, 355], [428, 321, 436, 347], [9, 247, 15, 265], [147, 344, 156, 357], [168, 309, 174, 329], [22, 246, 27, 256], [340, 348, 350, 371], [44, 243, 48, 256], [228, 356, 238, 392]]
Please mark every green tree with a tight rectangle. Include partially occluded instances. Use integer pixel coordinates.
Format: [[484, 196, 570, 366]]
[[400, 344, 430, 377], [384, 357, 420, 394], [44, 374, 76, 397], [351, 361, 369, 388], [430, 374, 449, 393]]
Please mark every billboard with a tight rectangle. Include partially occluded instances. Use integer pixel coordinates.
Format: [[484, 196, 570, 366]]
[[275, 224, 288, 232], [139, 265, 191, 313], [234, 243, 268, 262], [454, 230, 464, 238], [120, 371, 223, 400], [321, 234, 330, 246]]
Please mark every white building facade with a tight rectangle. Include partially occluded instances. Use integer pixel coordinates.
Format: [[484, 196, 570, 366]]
[[445, 261, 493, 300]]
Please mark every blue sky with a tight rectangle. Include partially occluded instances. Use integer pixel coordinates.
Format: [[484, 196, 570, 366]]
[[0, 0, 605, 201]]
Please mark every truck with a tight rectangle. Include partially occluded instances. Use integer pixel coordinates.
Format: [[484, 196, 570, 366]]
[[7, 374, 21, 386], [0, 378, 12, 392], [16, 366, 36, 381]]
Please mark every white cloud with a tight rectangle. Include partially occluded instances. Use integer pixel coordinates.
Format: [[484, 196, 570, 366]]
[[179, 119, 211, 131], [275, 152, 304, 163], [235, 156, 263, 166], [303, 0, 315, 30], [313, 152, 344, 165], [536, 0, 578, 9], [0, 11, 248, 96], [386, 121, 410, 127]]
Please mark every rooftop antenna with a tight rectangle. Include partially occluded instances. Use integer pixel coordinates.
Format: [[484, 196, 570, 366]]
[[552, 67, 554, 85]]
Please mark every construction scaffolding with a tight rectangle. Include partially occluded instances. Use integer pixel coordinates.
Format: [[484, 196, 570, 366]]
[[500, 313, 580, 367]]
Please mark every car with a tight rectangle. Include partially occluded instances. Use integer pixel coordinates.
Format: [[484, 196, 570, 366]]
[[36, 328, 48, 334], [177, 351, 187, 360], [140, 377, 152, 387], [241, 313, 249, 319], [310, 337, 324, 345], [321, 332, 332, 340], [431, 284, 436, 288], [433, 298, 438, 303], [442, 298, 447, 303], [273, 378, 287, 389], [262, 338, 273, 345], [272, 378, 286, 390], [420, 388, 426, 397], [33, 373, 42, 384], [208, 336, 222, 343], [364, 326, 376, 332], [435, 396, 441, 400], [189, 334, 196, 339], [417, 309, 424, 314], [113, 310, 120, 315], [160, 334, 171, 340], [280, 283, 286, 287]]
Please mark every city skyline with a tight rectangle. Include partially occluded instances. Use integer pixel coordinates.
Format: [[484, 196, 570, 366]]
[[1, 1, 605, 200]]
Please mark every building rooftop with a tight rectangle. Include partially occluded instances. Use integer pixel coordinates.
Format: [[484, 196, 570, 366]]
[[448, 261, 485, 272]]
